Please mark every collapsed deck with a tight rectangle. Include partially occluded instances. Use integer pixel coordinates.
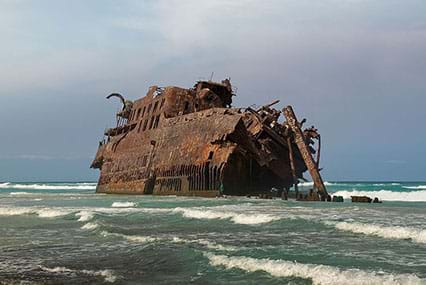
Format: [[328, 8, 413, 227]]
[[91, 79, 327, 198]]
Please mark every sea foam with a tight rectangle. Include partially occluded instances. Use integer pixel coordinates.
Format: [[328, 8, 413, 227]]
[[403, 185, 426, 190], [205, 253, 424, 285], [9, 192, 32, 195], [171, 237, 239, 251], [100, 231, 238, 251], [329, 221, 426, 244], [0, 182, 96, 190], [75, 211, 94, 222], [100, 231, 160, 243], [40, 266, 117, 283], [81, 222, 99, 230], [111, 202, 136, 208], [299, 181, 335, 187], [173, 207, 280, 225], [332, 190, 426, 202], [0, 207, 72, 218]]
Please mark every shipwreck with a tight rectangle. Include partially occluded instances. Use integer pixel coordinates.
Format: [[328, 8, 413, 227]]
[[91, 79, 328, 199]]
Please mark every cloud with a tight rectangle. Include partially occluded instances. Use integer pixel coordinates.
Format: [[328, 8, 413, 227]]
[[0, 0, 425, 180]]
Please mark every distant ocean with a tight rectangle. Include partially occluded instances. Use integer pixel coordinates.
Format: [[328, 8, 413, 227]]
[[0, 182, 425, 284]]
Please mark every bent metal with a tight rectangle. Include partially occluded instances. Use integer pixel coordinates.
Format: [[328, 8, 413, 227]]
[[91, 79, 328, 200]]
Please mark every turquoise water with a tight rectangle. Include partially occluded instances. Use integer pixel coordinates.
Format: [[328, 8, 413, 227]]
[[0, 182, 425, 284]]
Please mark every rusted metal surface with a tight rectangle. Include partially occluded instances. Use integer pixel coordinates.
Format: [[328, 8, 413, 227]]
[[91, 79, 327, 197], [284, 106, 328, 199]]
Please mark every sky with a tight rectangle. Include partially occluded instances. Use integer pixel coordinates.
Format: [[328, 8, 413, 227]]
[[0, 0, 425, 182]]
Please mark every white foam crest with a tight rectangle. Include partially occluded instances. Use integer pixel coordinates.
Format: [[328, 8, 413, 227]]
[[171, 237, 238, 251], [9, 192, 31, 195], [232, 214, 280, 225], [100, 231, 159, 243], [36, 208, 72, 218], [0, 207, 33, 216], [76, 211, 94, 222], [0, 205, 172, 221], [173, 207, 280, 225], [403, 185, 426, 190], [0, 207, 71, 218], [101, 231, 238, 251], [372, 183, 401, 186], [0, 182, 96, 190], [299, 181, 335, 187], [40, 266, 116, 283], [81, 222, 99, 230], [329, 221, 426, 244], [81, 269, 117, 283], [332, 190, 426, 202], [205, 253, 424, 285], [40, 266, 74, 273], [111, 201, 136, 208], [124, 235, 159, 243]]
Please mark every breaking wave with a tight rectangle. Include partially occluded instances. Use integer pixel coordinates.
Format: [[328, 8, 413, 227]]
[[111, 202, 136, 208], [100, 231, 238, 251], [332, 190, 426, 202], [0, 205, 170, 220], [81, 222, 99, 230], [75, 211, 94, 222], [173, 207, 280, 225], [205, 253, 424, 285], [403, 185, 426, 190], [373, 183, 401, 186], [171, 237, 239, 251], [100, 231, 159, 243], [298, 181, 335, 187], [40, 266, 116, 283], [328, 221, 426, 244], [0, 182, 96, 190], [9, 192, 32, 195], [0, 207, 73, 218]]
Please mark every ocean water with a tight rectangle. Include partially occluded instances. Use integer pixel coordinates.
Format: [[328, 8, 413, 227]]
[[0, 182, 425, 285]]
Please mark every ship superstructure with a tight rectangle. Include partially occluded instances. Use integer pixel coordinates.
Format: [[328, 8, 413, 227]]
[[91, 79, 327, 199]]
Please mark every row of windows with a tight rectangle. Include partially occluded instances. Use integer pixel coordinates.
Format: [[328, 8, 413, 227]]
[[130, 98, 165, 122], [137, 114, 161, 133]]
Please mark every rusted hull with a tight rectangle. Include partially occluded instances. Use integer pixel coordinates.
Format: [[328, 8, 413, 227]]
[[96, 180, 219, 197], [92, 79, 327, 198]]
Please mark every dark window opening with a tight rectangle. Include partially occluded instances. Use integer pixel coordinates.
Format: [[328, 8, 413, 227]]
[[143, 119, 149, 131], [184, 102, 190, 113], [154, 115, 160, 128], [153, 101, 159, 113], [141, 106, 146, 118], [147, 103, 152, 114], [136, 108, 141, 119], [208, 151, 214, 160]]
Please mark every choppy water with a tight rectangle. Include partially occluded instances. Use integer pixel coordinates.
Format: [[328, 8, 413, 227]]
[[0, 181, 425, 284]]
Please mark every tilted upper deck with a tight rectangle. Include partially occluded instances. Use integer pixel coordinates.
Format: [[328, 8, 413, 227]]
[[105, 79, 235, 138]]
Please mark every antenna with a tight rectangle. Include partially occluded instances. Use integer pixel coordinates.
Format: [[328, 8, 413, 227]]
[[209, 72, 214, 81]]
